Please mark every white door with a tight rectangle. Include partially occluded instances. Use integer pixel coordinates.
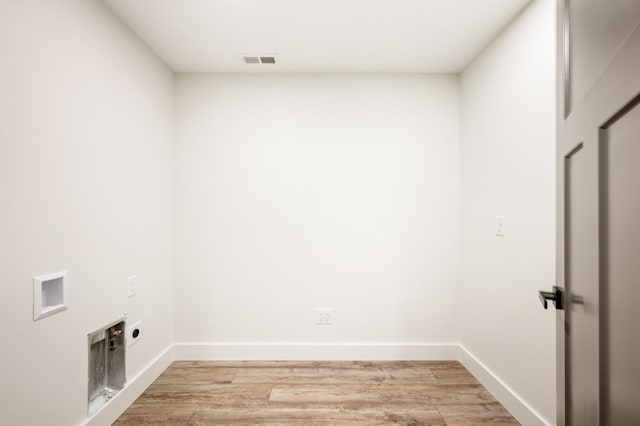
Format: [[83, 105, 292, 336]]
[[548, 1, 640, 425]]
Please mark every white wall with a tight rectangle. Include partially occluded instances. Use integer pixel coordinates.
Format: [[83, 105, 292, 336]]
[[0, 1, 174, 425], [459, 0, 556, 423], [174, 74, 460, 348], [0, 0, 557, 421]]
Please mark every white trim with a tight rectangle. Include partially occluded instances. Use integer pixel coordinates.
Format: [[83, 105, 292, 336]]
[[83, 345, 174, 426], [458, 345, 551, 426], [174, 343, 459, 361]]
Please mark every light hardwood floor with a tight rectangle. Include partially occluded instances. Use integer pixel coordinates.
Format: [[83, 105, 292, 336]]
[[115, 361, 519, 425]]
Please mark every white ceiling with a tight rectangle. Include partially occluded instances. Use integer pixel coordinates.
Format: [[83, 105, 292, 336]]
[[103, 0, 531, 73]]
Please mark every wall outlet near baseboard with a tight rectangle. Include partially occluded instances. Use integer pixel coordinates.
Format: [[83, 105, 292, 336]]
[[317, 308, 332, 325], [127, 321, 142, 347]]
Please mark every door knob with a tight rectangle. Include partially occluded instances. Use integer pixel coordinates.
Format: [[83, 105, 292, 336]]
[[539, 286, 564, 310]]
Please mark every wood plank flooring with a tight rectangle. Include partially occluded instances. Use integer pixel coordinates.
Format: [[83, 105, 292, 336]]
[[115, 361, 519, 425]]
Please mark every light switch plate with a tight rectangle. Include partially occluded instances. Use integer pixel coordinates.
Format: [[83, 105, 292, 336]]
[[496, 216, 505, 237], [127, 275, 137, 297]]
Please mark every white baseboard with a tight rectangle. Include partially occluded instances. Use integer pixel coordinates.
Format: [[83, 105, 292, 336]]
[[174, 343, 459, 361], [83, 345, 174, 426], [458, 345, 551, 426]]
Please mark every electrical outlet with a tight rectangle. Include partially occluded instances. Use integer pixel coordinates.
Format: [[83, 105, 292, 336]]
[[495, 216, 505, 237], [127, 275, 137, 298], [317, 308, 332, 325], [127, 321, 142, 347]]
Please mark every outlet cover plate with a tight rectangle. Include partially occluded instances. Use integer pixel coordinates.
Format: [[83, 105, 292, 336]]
[[127, 321, 142, 347], [317, 308, 332, 325]]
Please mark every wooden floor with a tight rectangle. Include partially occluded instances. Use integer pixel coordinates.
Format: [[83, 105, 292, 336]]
[[115, 361, 519, 425]]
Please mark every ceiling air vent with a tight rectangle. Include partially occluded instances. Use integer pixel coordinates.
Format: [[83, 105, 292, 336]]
[[243, 55, 277, 64]]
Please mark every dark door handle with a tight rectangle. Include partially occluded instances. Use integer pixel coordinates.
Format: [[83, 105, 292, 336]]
[[539, 286, 563, 310]]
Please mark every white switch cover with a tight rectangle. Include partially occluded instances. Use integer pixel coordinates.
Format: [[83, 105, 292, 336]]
[[496, 216, 505, 237], [127, 275, 137, 297]]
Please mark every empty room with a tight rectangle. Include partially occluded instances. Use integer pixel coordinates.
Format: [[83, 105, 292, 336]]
[[2, 0, 639, 425]]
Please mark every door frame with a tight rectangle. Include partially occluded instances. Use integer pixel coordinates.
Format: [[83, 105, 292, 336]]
[[555, 1, 568, 422]]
